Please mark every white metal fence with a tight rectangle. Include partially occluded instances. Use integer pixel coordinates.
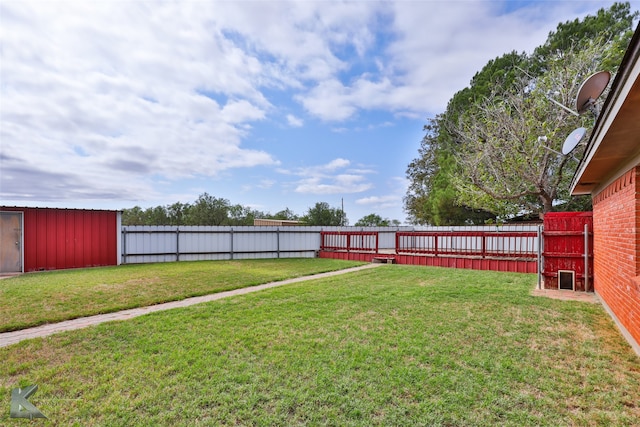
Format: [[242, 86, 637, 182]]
[[121, 225, 539, 264]]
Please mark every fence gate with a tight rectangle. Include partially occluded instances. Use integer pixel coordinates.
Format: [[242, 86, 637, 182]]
[[542, 212, 593, 291]]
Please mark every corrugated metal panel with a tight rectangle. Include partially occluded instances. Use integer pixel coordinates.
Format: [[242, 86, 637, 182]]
[[0, 207, 119, 271], [121, 226, 323, 264], [279, 229, 318, 252], [377, 231, 397, 250]]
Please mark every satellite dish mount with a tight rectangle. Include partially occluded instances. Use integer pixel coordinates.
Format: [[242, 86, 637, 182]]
[[545, 70, 611, 118], [575, 71, 611, 117]]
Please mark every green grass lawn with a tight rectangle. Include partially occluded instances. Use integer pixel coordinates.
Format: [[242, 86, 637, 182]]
[[0, 258, 364, 332], [1, 264, 639, 426]]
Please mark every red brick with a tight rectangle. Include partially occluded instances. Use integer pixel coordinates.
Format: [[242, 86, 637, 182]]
[[593, 167, 640, 347]]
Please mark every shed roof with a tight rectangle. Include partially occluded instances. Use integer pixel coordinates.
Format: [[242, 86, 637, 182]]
[[0, 206, 121, 213], [571, 24, 640, 196]]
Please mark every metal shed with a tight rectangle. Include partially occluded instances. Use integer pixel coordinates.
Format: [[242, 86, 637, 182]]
[[0, 207, 121, 273]]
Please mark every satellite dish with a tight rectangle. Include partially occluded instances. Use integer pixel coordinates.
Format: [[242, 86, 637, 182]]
[[562, 127, 587, 155], [576, 71, 610, 115]]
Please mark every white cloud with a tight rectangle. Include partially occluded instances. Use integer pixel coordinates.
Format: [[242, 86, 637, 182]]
[[286, 114, 304, 127], [221, 100, 267, 123], [0, 1, 284, 202], [0, 0, 620, 210], [279, 158, 374, 195], [297, 79, 357, 121], [258, 179, 276, 189], [294, 1, 613, 121], [323, 158, 351, 171], [356, 194, 402, 210], [242, 179, 276, 193], [354, 176, 409, 213], [295, 177, 372, 195]]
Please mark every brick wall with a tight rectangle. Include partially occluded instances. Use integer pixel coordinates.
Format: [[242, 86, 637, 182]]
[[592, 167, 640, 349]]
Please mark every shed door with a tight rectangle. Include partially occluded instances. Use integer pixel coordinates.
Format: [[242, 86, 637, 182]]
[[0, 212, 22, 273]]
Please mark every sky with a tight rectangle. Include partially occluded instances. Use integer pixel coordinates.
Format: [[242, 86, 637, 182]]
[[1, 0, 638, 224]]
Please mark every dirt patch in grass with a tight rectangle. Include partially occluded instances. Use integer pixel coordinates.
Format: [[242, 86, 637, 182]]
[[531, 288, 599, 303]]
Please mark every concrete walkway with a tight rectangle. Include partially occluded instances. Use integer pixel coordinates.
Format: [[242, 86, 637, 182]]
[[0, 264, 381, 349]]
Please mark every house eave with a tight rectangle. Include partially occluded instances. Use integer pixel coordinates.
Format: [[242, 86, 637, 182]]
[[570, 25, 640, 196]]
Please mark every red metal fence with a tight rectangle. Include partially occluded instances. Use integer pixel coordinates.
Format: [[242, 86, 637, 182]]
[[320, 216, 595, 283], [320, 229, 539, 273], [320, 231, 378, 253], [542, 212, 593, 291], [396, 231, 538, 258]]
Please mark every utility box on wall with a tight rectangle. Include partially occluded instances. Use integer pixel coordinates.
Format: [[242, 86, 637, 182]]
[[542, 212, 593, 291], [0, 207, 121, 273]]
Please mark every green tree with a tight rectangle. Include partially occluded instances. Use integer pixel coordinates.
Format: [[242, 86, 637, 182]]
[[167, 202, 189, 225], [227, 204, 266, 226], [144, 206, 169, 225], [188, 193, 230, 225], [302, 202, 348, 226], [121, 206, 146, 225], [121, 193, 274, 226], [405, 118, 496, 225], [405, 51, 527, 225], [533, 2, 638, 67], [405, 2, 637, 222], [355, 214, 390, 227], [270, 208, 299, 221], [452, 37, 618, 217]]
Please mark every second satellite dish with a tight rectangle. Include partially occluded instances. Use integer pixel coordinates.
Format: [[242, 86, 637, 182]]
[[576, 71, 611, 115], [562, 127, 587, 155]]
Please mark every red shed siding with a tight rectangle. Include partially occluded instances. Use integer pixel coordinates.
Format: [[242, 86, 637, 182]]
[[592, 168, 640, 348], [0, 207, 118, 272]]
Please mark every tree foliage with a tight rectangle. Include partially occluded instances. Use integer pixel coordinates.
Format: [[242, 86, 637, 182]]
[[122, 195, 363, 226], [354, 214, 400, 227], [271, 208, 299, 221], [188, 193, 231, 226], [533, 2, 638, 67], [451, 39, 609, 216], [301, 202, 348, 226], [404, 118, 496, 225], [405, 2, 638, 224]]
